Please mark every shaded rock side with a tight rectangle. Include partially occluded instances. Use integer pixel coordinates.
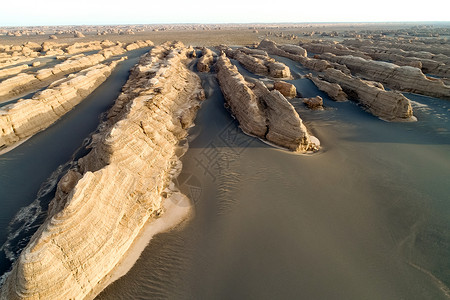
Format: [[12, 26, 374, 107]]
[[197, 47, 214, 72], [323, 68, 415, 121], [306, 73, 348, 101], [0, 58, 125, 149], [320, 53, 450, 99], [0, 41, 204, 300], [216, 55, 318, 152]]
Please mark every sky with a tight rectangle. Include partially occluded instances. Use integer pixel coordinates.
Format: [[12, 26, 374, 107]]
[[0, 0, 449, 26]]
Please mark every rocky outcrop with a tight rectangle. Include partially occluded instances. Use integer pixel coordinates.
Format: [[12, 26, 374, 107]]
[[302, 96, 323, 109], [306, 73, 348, 101], [257, 39, 332, 72], [300, 42, 372, 59], [216, 55, 318, 152], [197, 47, 214, 72], [65, 42, 103, 54], [320, 53, 450, 99], [0, 64, 29, 79], [0, 43, 153, 101], [0, 41, 204, 299], [232, 48, 292, 78], [74, 31, 85, 38], [274, 81, 296, 98], [0, 57, 125, 150], [124, 40, 154, 51], [323, 68, 415, 121], [359, 46, 450, 78]]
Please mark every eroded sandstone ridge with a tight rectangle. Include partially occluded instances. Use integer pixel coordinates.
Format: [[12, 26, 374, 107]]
[[0, 58, 125, 149], [319, 53, 450, 99], [0, 41, 153, 100], [0, 41, 204, 299], [216, 54, 318, 152], [218, 45, 292, 78], [306, 73, 348, 102], [323, 68, 415, 121], [197, 47, 214, 72], [257, 39, 334, 72]]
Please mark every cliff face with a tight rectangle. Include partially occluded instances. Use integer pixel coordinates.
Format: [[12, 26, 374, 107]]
[[320, 53, 450, 99], [0, 58, 125, 150], [216, 55, 318, 152], [216, 55, 267, 137], [0, 41, 204, 299], [323, 68, 414, 121]]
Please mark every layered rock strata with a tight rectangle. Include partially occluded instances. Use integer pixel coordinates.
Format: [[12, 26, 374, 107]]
[[257, 39, 329, 72], [197, 47, 214, 72], [216, 54, 318, 152], [0, 41, 204, 299], [320, 53, 450, 99], [323, 68, 415, 121], [306, 73, 348, 101], [0, 42, 153, 100], [230, 47, 292, 78], [0, 57, 125, 149], [0, 64, 29, 79], [358, 46, 450, 78], [300, 42, 372, 59], [273, 81, 297, 98]]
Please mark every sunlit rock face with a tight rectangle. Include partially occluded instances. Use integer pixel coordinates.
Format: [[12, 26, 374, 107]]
[[0, 41, 204, 300], [323, 68, 415, 121], [319, 53, 450, 99], [0, 58, 124, 149], [216, 54, 318, 153]]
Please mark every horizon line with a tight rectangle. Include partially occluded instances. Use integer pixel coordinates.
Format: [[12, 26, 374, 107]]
[[1, 21, 450, 28]]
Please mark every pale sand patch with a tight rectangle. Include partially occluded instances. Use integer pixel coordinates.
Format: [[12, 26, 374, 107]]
[[87, 191, 193, 299]]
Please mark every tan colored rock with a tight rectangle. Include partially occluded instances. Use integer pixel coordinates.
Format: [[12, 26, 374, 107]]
[[216, 54, 267, 137], [320, 53, 450, 99], [0, 42, 152, 100], [274, 81, 296, 98], [125, 40, 154, 51], [232, 47, 291, 78], [0, 64, 29, 79], [258, 39, 331, 72], [323, 68, 415, 121], [306, 73, 347, 101], [216, 55, 318, 152], [0, 58, 125, 149], [0, 41, 204, 300], [360, 46, 450, 78], [65, 41, 103, 54], [301, 42, 372, 59], [73, 31, 85, 38], [197, 47, 214, 72], [302, 96, 323, 109]]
